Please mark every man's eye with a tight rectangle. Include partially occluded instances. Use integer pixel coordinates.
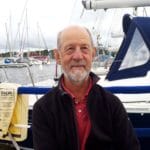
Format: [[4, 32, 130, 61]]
[[68, 47, 74, 50], [65, 47, 74, 54], [81, 46, 89, 52], [81, 46, 88, 50], [67, 47, 74, 51]]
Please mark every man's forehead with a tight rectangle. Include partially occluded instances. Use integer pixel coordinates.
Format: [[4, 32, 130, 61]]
[[61, 26, 89, 38], [60, 27, 90, 43]]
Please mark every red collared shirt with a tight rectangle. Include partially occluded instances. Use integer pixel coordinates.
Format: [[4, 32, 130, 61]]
[[61, 78, 93, 150]]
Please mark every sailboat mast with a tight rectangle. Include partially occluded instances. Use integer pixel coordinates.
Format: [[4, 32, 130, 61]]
[[26, 8, 29, 58], [5, 23, 12, 57]]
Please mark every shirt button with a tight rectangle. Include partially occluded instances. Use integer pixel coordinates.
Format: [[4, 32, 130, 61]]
[[78, 109, 82, 113], [75, 101, 79, 104]]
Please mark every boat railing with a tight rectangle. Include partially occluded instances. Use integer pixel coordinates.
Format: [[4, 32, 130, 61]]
[[0, 63, 35, 87], [17, 85, 150, 94]]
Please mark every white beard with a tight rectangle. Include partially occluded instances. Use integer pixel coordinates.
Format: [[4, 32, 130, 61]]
[[63, 68, 90, 83]]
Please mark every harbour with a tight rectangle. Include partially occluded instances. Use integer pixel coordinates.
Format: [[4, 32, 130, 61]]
[[0, 0, 150, 149]]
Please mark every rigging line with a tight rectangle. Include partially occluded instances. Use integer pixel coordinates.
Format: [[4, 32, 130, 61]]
[[8, 12, 13, 54], [104, 9, 116, 48], [143, 7, 148, 16], [133, 7, 138, 16], [91, 10, 104, 47], [25, 8, 30, 57], [80, 7, 85, 18], [19, 8, 29, 54], [37, 23, 48, 50], [68, 0, 78, 24], [111, 8, 125, 38], [13, 0, 29, 48], [37, 22, 42, 50], [5, 23, 12, 57], [92, 10, 100, 30], [19, 14, 27, 53], [93, 10, 105, 33], [19, 0, 29, 23]]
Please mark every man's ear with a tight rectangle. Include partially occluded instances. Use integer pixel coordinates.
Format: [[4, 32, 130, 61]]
[[54, 49, 61, 65]]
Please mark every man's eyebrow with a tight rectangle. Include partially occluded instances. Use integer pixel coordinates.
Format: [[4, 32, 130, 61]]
[[81, 44, 90, 47], [64, 44, 74, 48]]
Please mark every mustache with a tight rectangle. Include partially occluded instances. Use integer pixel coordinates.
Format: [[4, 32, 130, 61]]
[[70, 61, 86, 66]]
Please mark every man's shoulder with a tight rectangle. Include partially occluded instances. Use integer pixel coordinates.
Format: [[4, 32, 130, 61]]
[[93, 84, 122, 104], [93, 84, 126, 114], [33, 86, 60, 108], [93, 84, 114, 96]]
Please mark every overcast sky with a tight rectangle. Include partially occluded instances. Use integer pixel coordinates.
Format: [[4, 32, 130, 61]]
[[0, 0, 150, 53], [0, 0, 81, 51]]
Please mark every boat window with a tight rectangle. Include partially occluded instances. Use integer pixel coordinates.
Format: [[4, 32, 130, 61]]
[[119, 28, 150, 70]]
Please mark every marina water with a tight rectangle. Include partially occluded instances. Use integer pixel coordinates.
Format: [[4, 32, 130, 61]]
[[0, 62, 61, 86]]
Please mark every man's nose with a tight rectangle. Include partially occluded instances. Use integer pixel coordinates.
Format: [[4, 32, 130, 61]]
[[72, 47, 83, 60]]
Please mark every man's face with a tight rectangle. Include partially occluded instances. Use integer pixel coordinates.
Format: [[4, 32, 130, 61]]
[[56, 27, 95, 83]]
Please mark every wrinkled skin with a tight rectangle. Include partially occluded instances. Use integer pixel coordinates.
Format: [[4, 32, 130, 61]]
[[55, 26, 96, 86]]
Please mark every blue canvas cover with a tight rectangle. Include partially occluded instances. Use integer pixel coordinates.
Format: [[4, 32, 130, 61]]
[[106, 14, 150, 81]]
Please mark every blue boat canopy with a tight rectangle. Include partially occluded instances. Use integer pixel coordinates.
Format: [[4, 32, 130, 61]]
[[106, 14, 150, 81]]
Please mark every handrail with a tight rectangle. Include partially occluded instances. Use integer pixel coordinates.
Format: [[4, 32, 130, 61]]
[[0, 63, 35, 87], [17, 85, 150, 94], [105, 86, 150, 94], [18, 86, 51, 94], [135, 128, 150, 138]]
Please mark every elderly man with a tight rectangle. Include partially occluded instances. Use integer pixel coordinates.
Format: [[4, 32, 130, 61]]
[[32, 25, 140, 150]]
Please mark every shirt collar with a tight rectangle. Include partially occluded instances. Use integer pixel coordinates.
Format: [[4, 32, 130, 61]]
[[61, 76, 93, 101]]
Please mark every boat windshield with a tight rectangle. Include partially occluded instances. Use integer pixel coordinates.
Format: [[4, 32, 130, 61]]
[[119, 28, 150, 70]]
